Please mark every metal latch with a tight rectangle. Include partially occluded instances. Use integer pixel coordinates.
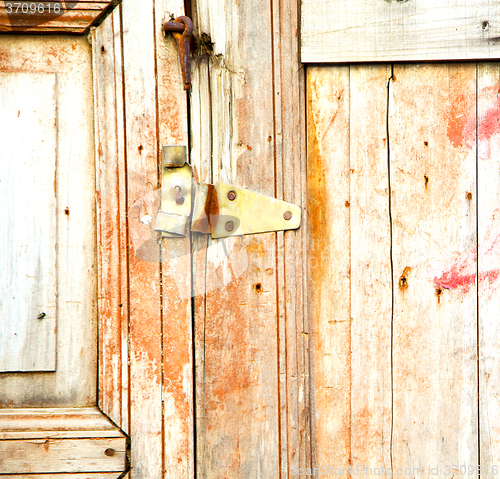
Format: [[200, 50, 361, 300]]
[[154, 146, 301, 238]]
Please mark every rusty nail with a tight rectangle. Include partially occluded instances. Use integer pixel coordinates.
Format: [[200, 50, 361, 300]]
[[225, 221, 234, 232], [284, 211, 292, 221], [174, 186, 185, 205], [227, 190, 236, 201], [163, 16, 193, 90], [104, 448, 115, 457]]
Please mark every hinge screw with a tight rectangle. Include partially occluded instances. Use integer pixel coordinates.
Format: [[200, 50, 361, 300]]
[[227, 191, 237, 201], [225, 221, 234, 232], [174, 186, 185, 205], [104, 448, 115, 457], [284, 211, 292, 221]]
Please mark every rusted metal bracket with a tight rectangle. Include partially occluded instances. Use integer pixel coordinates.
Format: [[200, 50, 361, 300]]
[[154, 146, 302, 238], [163, 16, 193, 90]]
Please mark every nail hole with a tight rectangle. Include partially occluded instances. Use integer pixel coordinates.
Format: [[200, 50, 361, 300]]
[[424, 141, 428, 146], [399, 267, 411, 291], [482, 20, 489, 30], [435, 287, 443, 304], [254, 283, 263, 293], [64, 207, 70, 215], [138, 145, 143, 153], [466, 191, 473, 200], [345, 201, 350, 207], [424, 175, 429, 189]]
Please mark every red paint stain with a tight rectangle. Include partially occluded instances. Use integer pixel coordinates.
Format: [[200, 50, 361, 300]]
[[432, 216, 500, 292]]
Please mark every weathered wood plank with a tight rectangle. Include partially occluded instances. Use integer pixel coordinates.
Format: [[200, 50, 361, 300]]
[[121, 0, 163, 476], [155, 0, 194, 477], [0, 35, 97, 408], [306, 66, 352, 472], [349, 64, 393, 471], [0, 407, 125, 440], [477, 63, 500, 473], [0, 0, 118, 33], [0, 408, 126, 475], [273, 0, 309, 473], [14, 474, 122, 478], [0, 71, 57, 372], [0, 437, 126, 474], [301, 0, 500, 63], [191, 0, 282, 476], [92, 8, 129, 434], [10, 474, 122, 478], [390, 64, 478, 474]]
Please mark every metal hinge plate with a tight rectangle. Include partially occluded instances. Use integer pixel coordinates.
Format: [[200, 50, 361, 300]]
[[154, 146, 301, 238]]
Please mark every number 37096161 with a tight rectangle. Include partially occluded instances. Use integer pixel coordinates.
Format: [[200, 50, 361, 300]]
[[5, 3, 63, 14]]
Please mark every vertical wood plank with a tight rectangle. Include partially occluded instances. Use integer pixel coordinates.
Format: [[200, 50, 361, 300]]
[[478, 63, 500, 474], [390, 64, 478, 476], [349, 64, 393, 471], [121, 1, 162, 477], [306, 66, 352, 471], [155, 0, 194, 476], [274, 0, 310, 474], [191, 0, 285, 476], [93, 9, 129, 432]]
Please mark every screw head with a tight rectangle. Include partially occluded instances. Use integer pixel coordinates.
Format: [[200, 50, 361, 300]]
[[227, 190, 237, 201], [175, 196, 185, 205], [225, 221, 234, 232], [284, 211, 292, 221], [104, 448, 115, 457]]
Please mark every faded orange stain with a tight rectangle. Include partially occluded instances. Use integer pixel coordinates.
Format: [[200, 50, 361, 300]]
[[446, 93, 475, 148], [447, 86, 500, 152]]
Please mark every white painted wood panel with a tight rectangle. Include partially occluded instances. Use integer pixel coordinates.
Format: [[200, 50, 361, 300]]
[[0, 71, 57, 372], [0, 35, 96, 407], [301, 0, 500, 63]]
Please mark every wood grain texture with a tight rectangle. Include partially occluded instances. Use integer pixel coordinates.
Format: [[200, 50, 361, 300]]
[[92, 8, 129, 435], [306, 66, 352, 471], [0, 35, 97, 408], [0, 1, 119, 34], [156, 0, 194, 477], [301, 0, 500, 63], [0, 437, 125, 474], [390, 64, 478, 475], [120, 1, 162, 477], [0, 407, 126, 475], [273, 0, 310, 473], [0, 71, 57, 372], [190, 0, 308, 476], [350, 65, 393, 471], [477, 64, 500, 473], [0, 407, 124, 440]]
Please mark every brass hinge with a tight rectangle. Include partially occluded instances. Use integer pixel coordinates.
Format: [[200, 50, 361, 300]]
[[154, 146, 301, 238]]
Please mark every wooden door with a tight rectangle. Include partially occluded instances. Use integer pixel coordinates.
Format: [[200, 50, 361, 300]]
[[304, 2, 500, 478], [0, 8, 128, 478]]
